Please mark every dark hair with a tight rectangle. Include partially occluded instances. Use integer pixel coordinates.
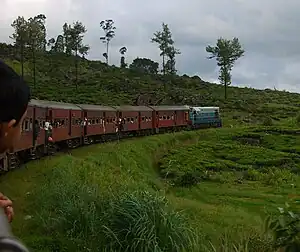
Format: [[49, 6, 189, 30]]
[[0, 60, 30, 125]]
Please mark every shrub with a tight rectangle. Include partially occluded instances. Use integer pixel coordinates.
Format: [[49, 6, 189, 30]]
[[265, 202, 300, 251], [26, 165, 197, 251]]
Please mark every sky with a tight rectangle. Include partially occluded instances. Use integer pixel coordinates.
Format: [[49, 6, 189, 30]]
[[1, 0, 300, 92]]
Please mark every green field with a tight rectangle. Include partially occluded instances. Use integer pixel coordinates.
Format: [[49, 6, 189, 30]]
[[1, 127, 300, 251], [1, 43, 300, 251]]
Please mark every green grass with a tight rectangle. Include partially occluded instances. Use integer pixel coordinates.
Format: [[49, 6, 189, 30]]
[[1, 128, 300, 251], [3, 42, 300, 251]]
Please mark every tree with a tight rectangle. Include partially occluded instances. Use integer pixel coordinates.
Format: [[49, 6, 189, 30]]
[[27, 14, 47, 89], [129, 58, 159, 74], [54, 35, 65, 53], [151, 23, 179, 75], [63, 21, 89, 89], [165, 45, 180, 75], [206, 37, 244, 99], [100, 19, 116, 64], [119, 46, 127, 68], [47, 38, 55, 51], [10, 16, 29, 79]]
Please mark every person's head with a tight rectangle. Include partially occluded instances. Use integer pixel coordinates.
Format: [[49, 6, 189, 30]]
[[0, 61, 30, 154]]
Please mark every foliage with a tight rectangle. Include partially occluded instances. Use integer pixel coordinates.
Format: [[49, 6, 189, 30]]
[[265, 201, 300, 251], [100, 19, 116, 64], [119, 46, 127, 68], [151, 22, 180, 75], [159, 128, 300, 187], [206, 37, 245, 99], [129, 57, 159, 74], [0, 128, 299, 251]]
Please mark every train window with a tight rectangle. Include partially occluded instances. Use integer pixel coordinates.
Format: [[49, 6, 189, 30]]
[[21, 121, 25, 132], [142, 116, 145, 122], [24, 120, 29, 131], [113, 118, 116, 122], [109, 118, 112, 123], [171, 115, 174, 120], [96, 119, 99, 124], [135, 116, 138, 121], [29, 119, 33, 130], [127, 118, 130, 122], [167, 116, 170, 120], [163, 116, 166, 120], [159, 116, 162, 120], [92, 119, 95, 124], [106, 119, 109, 123], [61, 120, 65, 126]]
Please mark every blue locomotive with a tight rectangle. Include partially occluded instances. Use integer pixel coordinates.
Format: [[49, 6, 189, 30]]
[[188, 106, 222, 128]]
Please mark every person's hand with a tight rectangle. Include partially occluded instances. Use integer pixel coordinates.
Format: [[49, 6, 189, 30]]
[[0, 193, 14, 223]]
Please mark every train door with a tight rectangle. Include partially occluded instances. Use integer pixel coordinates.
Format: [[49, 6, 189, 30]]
[[174, 111, 177, 126], [84, 111, 87, 135], [32, 106, 36, 146], [156, 111, 159, 128], [138, 112, 141, 130], [68, 110, 72, 136]]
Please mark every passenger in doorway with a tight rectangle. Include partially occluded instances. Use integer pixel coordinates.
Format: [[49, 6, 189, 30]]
[[33, 120, 41, 152], [45, 119, 53, 143], [0, 61, 30, 227]]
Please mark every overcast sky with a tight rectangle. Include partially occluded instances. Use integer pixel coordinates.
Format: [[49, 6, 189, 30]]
[[1, 0, 300, 92]]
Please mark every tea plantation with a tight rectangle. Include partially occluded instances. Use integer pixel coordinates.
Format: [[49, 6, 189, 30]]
[[1, 46, 300, 251]]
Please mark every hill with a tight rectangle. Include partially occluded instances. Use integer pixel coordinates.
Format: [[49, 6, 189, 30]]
[[1, 43, 300, 251], [1, 42, 300, 127], [1, 128, 299, 251]]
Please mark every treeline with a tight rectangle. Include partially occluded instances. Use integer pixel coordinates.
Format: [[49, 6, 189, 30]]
[[7, 14, 245, 98]]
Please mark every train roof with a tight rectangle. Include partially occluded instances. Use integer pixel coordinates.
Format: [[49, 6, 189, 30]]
[[113, 105, 153, 112], [29, 99, 81, 110], [149, 105, 190, 111], [76, 104, 116, 111], [191, 107, 219, 111]]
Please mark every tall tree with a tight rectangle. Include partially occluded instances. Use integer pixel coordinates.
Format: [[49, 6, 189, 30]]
[[65, 21, 89, 89], [129, 58, 159, 74], [119, 46, 127, 68], [151, 23, 178, 75], [206, 37, 244, 99], [27, 14, 47, 89], [10, 16, 29, 79], [54, 35, 65, 53], [165, 45, 180, 75], [47, 38, 55, 51], [100, 19, 116, 64], [63, 23, 72, 55]]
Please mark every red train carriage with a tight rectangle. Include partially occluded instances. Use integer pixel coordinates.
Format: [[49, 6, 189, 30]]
[[28, 99, 47, 149], [32, 100, 82, 143], [15, 103, 34, 153], [149, 105, 190, 132], [77, 104, 117, 138], [113, 106, 153, 134]]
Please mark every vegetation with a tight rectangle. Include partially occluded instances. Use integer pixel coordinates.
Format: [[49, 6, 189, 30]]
[[2, 12, 300, 252], [206, 37, 245, 99], [1, 128, 300, 251]]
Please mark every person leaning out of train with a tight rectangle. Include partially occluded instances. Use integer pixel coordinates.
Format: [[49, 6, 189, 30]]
[[0, 60, 31, 223]]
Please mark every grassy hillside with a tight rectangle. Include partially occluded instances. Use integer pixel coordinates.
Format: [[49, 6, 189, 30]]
[[2, 44, 300, 251], [1, 43, 300, 127], [1, 128, 299, 251]]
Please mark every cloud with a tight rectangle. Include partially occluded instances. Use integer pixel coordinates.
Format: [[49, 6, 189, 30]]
[[1, 0, 300, 92]]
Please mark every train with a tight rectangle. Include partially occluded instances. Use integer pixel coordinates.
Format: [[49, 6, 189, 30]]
[[0, 99, 222, 171]]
